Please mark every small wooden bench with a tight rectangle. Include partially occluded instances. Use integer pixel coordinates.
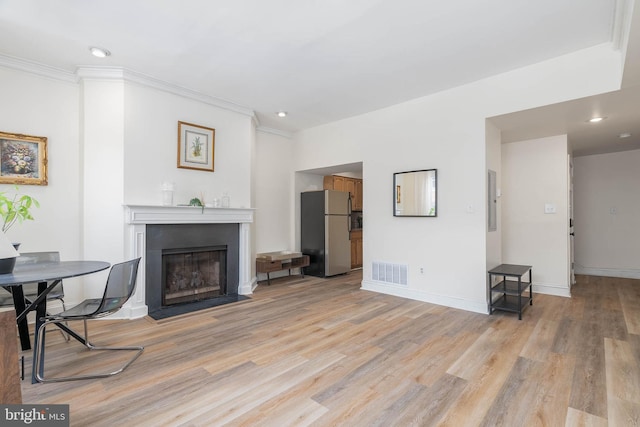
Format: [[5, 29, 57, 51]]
[[256, 251, 310, 285]]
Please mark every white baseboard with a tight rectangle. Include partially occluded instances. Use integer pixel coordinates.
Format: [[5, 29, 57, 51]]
[[574, 266, 640, 280], [361, 279, 488, 314], [108, 303, 148, 320], [239, 277, 257, 295], [533, 283, 571, 297]]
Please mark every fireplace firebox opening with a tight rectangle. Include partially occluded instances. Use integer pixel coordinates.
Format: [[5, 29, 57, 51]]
[[162, 246, 227, 306]]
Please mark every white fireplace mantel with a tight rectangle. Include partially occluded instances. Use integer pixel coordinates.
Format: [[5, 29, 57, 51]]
[[125, 204, 255, 224], [121, 205, 255, 319]]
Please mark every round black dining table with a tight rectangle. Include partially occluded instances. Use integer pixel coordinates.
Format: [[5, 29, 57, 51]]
[[0, 259, 110, 383]]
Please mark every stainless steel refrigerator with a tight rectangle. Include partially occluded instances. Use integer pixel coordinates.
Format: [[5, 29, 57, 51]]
[[301, 190, 351, 277]]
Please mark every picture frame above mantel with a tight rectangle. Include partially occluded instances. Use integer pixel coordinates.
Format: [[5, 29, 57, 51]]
[[177, 121, 215, 172], [0, 131, 48, 186]]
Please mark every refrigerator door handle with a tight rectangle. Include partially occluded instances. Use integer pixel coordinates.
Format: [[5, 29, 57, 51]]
[[347, 197, 352, 233]]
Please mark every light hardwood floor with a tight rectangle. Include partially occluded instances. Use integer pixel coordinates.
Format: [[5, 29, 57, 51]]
[[19, 272, 640, 426]]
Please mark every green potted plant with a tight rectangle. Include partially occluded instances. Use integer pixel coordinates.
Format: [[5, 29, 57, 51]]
[[0, 186, 39, 274]]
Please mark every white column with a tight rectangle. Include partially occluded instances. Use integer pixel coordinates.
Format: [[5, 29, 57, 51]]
[[78, 68, 127, 300]]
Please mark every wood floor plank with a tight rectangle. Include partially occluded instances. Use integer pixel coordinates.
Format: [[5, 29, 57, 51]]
[[15, 272, 640, 426], [565, 407, 608, 427], [447, 317, 534, 381], [569, 320, 608, 418], [478, 356, 541, 427], [372, 374, 467, 427], [551, 316, 581, 355], [399, 332, 479, 387], [520, 318, 560, 362], [439, 325, 534, 426], [605, 337, 640, 404], [607, 395, 640, 426], [521, 353, 575, 427], [618, 283, 640, 335]]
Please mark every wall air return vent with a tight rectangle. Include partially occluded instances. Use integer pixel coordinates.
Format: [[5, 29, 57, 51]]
[[371, 262, 408, 286]]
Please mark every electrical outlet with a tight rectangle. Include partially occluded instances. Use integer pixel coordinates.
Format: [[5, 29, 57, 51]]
[[420, 267, 424, 274]]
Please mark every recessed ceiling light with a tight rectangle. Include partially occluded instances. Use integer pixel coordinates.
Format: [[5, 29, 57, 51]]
[[588, 116, 606, 123], [619, 132, 632, 139], [277, 111, 287, 118], [89, 46, 111, 58]]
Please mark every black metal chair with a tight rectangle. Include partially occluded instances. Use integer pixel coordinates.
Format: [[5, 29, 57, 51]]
[[34, 258, 144, 382]]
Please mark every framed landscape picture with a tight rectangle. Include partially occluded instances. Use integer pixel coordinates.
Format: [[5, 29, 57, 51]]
[[0, 131, 48, 185], [177, 121, 215, 172]]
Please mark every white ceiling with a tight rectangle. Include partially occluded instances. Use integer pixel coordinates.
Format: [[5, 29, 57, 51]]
[[0, 0, 638, 156]]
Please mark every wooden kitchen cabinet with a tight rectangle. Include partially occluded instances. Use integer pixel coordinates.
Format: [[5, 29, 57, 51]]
[[324, 175, 363, 211], [353, 179, 363, 211], [324, 175, 345, 191], [345, 178, 355, 203], [350, 229, 363, 269]]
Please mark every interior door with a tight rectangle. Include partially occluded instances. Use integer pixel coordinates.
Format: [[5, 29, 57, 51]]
[[568, 155, 575, 287]]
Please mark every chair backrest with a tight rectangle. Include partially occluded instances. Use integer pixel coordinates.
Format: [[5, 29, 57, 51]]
[[94, 258, 141, 317], [15, 252, 63, 300]]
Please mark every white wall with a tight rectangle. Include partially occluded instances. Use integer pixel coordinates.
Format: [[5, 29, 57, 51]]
[[573, 149, 640, 278], [254, 131, 294, 253], [502, 136, 570, 296], [485, 120, 502, 297], [123, 82, 254, 208], [80, 76, 127, 299], [0, 67, 90, 304], [292, 44, 618, 313]]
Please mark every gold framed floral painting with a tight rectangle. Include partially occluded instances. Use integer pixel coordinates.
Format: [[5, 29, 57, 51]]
[[0, 131, 48, 185], [177, 121, 215, 172]]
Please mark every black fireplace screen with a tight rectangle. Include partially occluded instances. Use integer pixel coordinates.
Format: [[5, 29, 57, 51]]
[[162, 246, 227, 306]]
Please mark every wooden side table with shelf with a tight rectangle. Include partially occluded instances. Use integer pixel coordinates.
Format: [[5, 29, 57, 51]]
[[488, 264, 533, 320], [256, 251, 310, 285]]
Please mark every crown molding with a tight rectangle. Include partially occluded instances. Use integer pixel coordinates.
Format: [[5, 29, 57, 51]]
[[123, 68, 256, 118], [76, 66, 256, 119], [1, 54, 298, 134], [0, 53, 77, 83], [76, 66, 126, 80], [0, 53, 257, 120], [256, 126, 293, 139], [612, 0, 633, 51]]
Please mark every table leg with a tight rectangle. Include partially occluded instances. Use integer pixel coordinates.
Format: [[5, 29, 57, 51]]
[[10, 286, 31, 351]]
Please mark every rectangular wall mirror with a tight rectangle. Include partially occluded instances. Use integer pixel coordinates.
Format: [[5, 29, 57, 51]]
[[394, 169, 437, 217]]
